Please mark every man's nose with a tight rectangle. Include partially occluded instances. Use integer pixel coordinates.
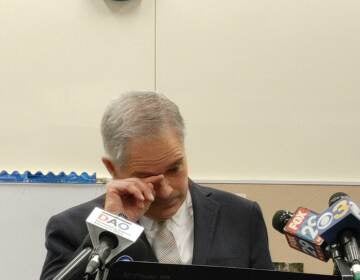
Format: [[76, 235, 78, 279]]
[[154, 177, 172, 198]]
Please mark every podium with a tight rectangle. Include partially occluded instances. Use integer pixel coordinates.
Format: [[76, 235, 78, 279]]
[[101, 261, 342, 280]]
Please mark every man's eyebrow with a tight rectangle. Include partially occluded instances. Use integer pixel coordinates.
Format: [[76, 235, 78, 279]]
[[167, 158, 183, 169], [132, 171, 156, 178]]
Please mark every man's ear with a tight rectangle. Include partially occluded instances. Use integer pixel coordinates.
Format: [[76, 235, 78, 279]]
[[102, 157, 117, 178]]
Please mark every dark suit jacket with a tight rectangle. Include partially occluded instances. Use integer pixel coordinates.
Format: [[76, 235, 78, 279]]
[[40, 180, 273, 280]]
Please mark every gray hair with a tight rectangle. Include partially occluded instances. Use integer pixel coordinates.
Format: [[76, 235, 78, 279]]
[[101, 91, 185, 165]]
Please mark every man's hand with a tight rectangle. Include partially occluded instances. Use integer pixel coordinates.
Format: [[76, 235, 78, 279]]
[[104, 175, 164, 221]]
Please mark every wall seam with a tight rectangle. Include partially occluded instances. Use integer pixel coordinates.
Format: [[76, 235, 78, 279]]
[[154, 0, 157, 91]]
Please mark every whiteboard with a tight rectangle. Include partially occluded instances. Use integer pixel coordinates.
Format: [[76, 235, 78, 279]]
[[0, 183, 104, 280]]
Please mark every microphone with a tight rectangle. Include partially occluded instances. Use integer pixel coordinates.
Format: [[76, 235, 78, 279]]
[[317, 193, 360, 279], [272, 208, 329, 261], [272, 210, 293, 234], [85, 207, 144, 275], [317, 192, 360, 243], [85, 231, 119, 275]]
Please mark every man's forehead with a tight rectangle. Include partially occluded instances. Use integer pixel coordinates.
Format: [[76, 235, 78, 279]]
[[120, 128, 185, 173], [130, 157, 184, 177]]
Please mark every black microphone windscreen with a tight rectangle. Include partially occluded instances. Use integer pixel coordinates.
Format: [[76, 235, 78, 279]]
[[99, 231, 119, 249], [272, 210, 292, 234], [328, 192, 349, 207]]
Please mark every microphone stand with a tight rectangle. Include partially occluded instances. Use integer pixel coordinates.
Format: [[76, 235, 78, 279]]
[[94, 267, 111, 280], [326, 243, 353, 280], [53, 247, 93, 280]]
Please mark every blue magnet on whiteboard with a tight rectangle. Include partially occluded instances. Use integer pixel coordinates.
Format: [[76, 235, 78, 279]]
[[0, 170, 96, 184]]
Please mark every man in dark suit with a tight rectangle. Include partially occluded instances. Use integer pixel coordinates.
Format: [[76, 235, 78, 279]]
[[40, 91, 273, 280]]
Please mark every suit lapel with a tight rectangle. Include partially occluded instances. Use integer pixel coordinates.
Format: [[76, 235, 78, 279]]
[[140, 233, 158, 262], [190, 181, 220, 265]]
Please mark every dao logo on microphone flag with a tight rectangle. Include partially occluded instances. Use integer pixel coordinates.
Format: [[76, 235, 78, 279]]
[[86, 207, 144, 257]]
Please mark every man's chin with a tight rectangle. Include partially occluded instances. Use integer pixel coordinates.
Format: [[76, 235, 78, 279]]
[[148, 203, 180, 221]]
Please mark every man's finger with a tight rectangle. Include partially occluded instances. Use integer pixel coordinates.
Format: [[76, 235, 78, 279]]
[[108, 182, 145, 201], [143, 174, 164, 184], [125, 178, 156, 202]]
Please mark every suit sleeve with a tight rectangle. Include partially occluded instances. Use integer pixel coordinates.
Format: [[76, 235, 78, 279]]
[[39, 215, 91, 280], [249, 202, 274, 270]]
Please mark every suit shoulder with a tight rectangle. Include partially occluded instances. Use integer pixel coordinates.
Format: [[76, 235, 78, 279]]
[[47, 195, 105, 230], [192, 183, 257, 211]]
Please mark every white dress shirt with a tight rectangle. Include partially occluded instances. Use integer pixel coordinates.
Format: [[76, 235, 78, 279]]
[[139, 190, 194, 264]]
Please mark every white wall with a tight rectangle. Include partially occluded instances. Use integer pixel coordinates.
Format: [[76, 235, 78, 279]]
[[156, 0, 360, 183], [1, 1, 360, 279], [2, 1, 360, 183], [0, 0, 155, 177], [0, 1, 155, 279]]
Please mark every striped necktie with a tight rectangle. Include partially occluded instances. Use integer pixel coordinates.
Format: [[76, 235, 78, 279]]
[[152, 221, 181, 264]]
